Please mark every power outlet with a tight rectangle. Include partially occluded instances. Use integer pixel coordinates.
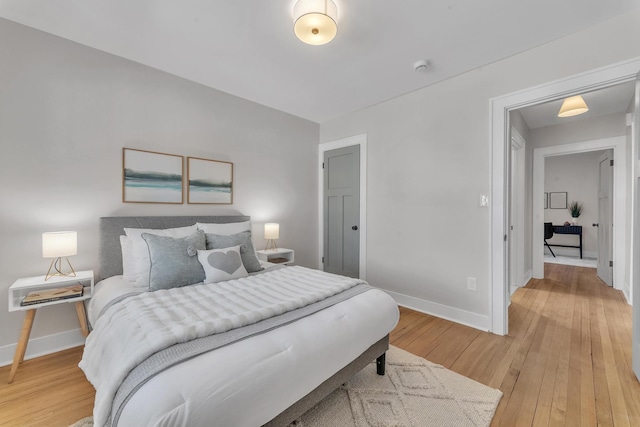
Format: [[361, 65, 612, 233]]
[[467, 277, 477, 291]]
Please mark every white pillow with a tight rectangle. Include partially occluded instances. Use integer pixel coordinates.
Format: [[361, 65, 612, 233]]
[[197, 245, 249, 284], [196, 221, 251, 236], [124, 225, 198, 288], [119, 235, 136, 282]]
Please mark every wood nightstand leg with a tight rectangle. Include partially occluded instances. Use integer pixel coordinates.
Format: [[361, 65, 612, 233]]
[[75, 301, 89, 337], [8, 309, 36, 384]]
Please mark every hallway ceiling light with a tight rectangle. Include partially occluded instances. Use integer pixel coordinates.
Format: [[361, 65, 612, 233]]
[[294, 0, 338, 45], [557, 95, 589, 117]]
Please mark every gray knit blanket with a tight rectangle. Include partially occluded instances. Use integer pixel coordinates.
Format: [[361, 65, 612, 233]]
[[79, 266, 370, 427]]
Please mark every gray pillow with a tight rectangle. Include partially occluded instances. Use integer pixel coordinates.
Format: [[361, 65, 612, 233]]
[[142, 230, 206, 291], [205, 231, 263, 273]]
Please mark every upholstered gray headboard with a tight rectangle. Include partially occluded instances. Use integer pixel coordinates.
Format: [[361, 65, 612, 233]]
[[99, 215, 250, 281]]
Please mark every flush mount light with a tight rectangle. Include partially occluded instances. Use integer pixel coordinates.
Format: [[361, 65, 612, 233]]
[[558, 95, 589, 117], [294, 0, 338, 45]]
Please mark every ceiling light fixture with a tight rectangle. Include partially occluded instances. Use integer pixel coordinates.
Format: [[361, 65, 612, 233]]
[[557, 95, 589, 117], [294, 0, 338, 46]]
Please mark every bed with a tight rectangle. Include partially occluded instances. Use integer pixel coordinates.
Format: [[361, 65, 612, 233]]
[[81, 215, 399, 427]]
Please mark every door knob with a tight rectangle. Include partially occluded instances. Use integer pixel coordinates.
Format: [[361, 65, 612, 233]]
[[592, 223, 599, 227], [352, 226, 358, 231]]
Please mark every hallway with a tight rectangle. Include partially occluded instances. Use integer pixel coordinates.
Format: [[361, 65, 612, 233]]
[[391, 263, 640, 426]]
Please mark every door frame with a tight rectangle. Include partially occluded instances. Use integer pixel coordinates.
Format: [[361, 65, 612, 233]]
[[532, 138, 626, 289], [510, 128, 526, 293], [318, 134, 368, 279], [490, 57, 640, 335]]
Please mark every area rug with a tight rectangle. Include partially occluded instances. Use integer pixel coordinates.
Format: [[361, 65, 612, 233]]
[[70, 346, 502, 427]]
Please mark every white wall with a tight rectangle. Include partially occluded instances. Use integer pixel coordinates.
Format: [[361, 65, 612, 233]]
[[319, 11, 640, 330], [543, 151, 607, 257], [0, 19, 319, 363], [530, 113, 627, 148]]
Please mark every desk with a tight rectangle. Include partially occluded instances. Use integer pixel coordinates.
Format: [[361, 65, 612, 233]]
[[550, 225, 582, 259]]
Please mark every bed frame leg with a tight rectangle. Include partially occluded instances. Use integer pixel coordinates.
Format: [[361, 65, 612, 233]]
[[376, 353, 386, 375]]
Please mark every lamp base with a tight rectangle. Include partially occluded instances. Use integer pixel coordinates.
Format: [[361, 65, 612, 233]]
[[265, 240, 278, 251], [45, 257, 77, 281]]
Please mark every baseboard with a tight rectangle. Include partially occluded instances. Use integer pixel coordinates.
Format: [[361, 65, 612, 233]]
[[0, 328, 85, 367], [523, 270, 533, 286], [384, 290, 489, 332], [622, 282, 631, 305]]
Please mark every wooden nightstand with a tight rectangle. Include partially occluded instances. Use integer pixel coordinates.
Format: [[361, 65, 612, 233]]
[[256, 248, 295, 265], [7, 270, 94, 383]]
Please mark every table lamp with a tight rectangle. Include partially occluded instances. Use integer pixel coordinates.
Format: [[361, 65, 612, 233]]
[[43, 231, 77, 280], [264, 223, 279, 251]]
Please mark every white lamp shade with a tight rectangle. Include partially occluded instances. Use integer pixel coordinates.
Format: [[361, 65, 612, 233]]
[[558, 95, 589, 117], [264, 223, 280, 240], [42, 231, 77, 258], [294, 0, 337, 45]]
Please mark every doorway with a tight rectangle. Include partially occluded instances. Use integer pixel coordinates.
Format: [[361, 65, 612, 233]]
[[489, 57, 640, 336], [535, 148, 618, 279], [532, 137, 626, 287], [323, 145, 360, 277]]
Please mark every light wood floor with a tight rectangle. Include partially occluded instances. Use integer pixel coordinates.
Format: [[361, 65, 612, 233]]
[[392, 263, 640, 426], [1, 263, 638, 426]]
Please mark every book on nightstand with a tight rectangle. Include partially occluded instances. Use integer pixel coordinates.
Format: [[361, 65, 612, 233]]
[[21, 284, 84, 306]]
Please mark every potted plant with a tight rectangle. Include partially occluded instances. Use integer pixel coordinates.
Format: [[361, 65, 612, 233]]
[[568, 201, 583, 225]]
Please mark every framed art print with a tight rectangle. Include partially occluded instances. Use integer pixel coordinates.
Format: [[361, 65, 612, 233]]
[[544, 192, 548, 209], [549, 191, 567, 209], [122, 148, 183, 204], [187, 157, 233, 204]]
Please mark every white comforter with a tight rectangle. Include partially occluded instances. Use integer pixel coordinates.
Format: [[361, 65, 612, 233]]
[[80, 266, 364, 427]]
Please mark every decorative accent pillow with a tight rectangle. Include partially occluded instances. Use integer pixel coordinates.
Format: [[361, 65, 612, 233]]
[[196, 220, 251, 236], [119, 235, 136, 282], [141, 230, 206, 291], [197, 245, 249, 284], [124, 225, 198, 288], [205, 231, 263, 273]]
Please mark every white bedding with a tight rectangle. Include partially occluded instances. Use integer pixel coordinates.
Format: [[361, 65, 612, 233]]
[[88, 276, 143, 327], [88, 261, 279, 327], [86, 268, 399, 427]]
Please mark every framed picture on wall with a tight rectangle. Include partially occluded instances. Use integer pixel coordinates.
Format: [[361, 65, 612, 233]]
[[544, 193, 548, 209], [122, 148, 183, 204], [187, 157, 233, 204], [549, 192, 567, 209]]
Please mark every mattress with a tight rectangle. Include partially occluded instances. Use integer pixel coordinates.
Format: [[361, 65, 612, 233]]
[[87, 272, 399, 427]]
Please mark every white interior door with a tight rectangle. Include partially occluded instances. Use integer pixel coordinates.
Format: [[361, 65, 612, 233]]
[[632, 70, 640, 382], [597, 150, 613, 286]]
